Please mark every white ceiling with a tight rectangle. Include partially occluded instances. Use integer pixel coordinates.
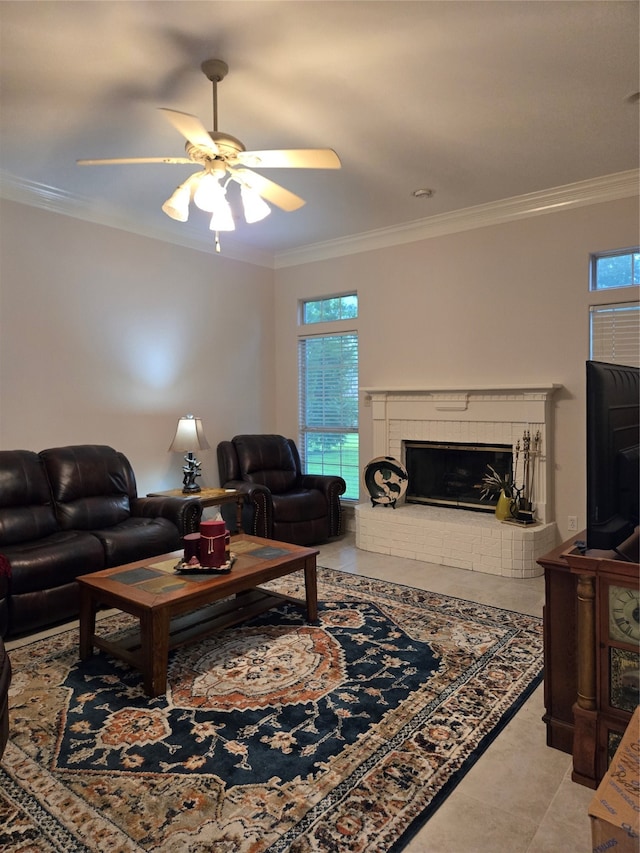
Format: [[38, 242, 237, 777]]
[[0, 1, 638, 264]]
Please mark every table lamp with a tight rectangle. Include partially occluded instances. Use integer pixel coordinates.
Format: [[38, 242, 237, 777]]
[[168, 414, 210, 493]]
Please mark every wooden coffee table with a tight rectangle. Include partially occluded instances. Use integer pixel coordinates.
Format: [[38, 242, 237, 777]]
[[77, 534, 318, 697]]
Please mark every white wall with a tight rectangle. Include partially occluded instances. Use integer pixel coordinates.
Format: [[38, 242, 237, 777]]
[[2, 195, 638, 538], [0, 199, 275, 494], [273, 197, 639, 540]]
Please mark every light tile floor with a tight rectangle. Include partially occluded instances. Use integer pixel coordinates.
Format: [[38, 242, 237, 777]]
[[316, 533, 594, 853], [5, 534, 595, 852]]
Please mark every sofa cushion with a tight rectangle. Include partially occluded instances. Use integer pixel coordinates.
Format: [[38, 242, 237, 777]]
[[0, 450, 59, 544], [90, 517, 180, 567], [3, 530, 105, 595], [234, 435, 298, 494], [272, 516, 330, 547], [40, 445, 132, 530], [271, 489, 327, 522], [8, 582, 82, 638]]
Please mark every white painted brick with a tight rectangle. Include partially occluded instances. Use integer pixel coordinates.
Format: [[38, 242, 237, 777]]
[[355, 503, 558, 578], [448, 556, 473, 570], [479, 558, 502, 575]]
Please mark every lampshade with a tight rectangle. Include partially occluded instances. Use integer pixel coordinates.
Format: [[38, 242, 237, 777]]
[[240, 183, 271, 224], [208, 198, 235, 232], [193, 172, 226, 213], [168, 414, 210, 453], [162, 181, 192, 222]]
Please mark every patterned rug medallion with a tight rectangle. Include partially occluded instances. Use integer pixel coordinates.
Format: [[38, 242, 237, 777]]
[[1, 567, 543, 852]]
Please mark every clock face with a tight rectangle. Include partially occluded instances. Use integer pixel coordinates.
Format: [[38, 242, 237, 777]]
[[609, 585, 640, 644]]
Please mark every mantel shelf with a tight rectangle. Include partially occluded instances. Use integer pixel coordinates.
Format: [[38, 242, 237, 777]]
[[362, 384, 562, 396]]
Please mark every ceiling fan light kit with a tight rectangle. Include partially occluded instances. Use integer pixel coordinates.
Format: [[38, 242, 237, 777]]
[[77, 58, 341, 252]]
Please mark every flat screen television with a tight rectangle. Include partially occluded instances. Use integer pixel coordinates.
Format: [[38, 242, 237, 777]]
[[586, 360, 640, 552]]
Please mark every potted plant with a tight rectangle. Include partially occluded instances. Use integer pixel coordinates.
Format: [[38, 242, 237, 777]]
[[480, 465, 514, 520]]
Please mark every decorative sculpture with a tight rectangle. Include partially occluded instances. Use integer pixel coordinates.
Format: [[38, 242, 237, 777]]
[[182, 453, 203, 493]]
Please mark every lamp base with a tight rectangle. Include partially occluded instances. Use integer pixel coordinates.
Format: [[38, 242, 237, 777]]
[[181, 451, 203, 494], [182, 482, 202, 494]]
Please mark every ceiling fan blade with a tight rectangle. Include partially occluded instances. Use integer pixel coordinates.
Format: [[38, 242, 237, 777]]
[[158, 108, 218, 154], [77, 156, 194, 165], [232, 168, 305, 211], [235, 149, 341, 169]]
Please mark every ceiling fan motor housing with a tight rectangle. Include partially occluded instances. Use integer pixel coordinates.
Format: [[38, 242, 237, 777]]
[[201, 59, 229, 83], [185, 131, 246, 165]]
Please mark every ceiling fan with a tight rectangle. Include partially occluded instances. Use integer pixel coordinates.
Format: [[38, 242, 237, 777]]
[[77, 59, 341, 249]]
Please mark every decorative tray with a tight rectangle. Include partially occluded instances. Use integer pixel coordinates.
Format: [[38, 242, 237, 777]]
[[363, 456, 408, 506], [174, 554, 236, 575]]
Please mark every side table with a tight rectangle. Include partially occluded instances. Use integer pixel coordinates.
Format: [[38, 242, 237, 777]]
[[147, 487, 244, 533]]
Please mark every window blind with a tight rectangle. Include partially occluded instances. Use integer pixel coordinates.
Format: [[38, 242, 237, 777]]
[[590, 303, 640, 367], [298, 332, 359, 499]]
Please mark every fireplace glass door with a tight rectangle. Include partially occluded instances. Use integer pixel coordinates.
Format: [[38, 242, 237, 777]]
[[404, 441, 512, 513]]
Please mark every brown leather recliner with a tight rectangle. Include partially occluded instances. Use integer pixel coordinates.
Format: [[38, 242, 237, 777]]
[[217, 434, 346, 546]]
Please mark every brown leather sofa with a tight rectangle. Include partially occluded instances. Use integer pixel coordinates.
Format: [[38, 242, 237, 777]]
[[217, 434, 346, 546], [0, 637, 10, 759], [0, 445, 202, 638]]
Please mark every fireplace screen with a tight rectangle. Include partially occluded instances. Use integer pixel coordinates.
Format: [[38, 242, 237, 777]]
[[404, 441, 512, 512]]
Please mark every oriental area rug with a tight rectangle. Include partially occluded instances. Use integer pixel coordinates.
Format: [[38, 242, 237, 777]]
[[1, 567, 543, 853]]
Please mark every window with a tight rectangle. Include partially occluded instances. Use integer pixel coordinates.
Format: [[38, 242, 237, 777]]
[[590, 248, 640, 291], [298, 295, 359, 500], [589, 248, 640, 367], [590, 303, 640, 367], [302, 293, 358, 324]]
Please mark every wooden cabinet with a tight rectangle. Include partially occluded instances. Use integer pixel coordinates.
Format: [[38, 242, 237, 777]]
[[539, 533, 640, 788], [565, 548, 639, 788], [538, 534, 581, 755]]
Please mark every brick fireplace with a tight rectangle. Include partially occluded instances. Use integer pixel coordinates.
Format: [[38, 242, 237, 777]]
[[356, 384, 561, 577]]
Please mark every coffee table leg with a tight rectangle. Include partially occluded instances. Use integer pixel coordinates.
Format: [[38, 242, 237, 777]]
[[304, 556, 318, 622], [79, 586, 96, 660], [140, 609, 170, 697]]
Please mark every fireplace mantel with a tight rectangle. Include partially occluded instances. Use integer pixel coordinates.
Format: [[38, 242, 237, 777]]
[[362, 385, 561, 416], [362, 384, 561, 395]]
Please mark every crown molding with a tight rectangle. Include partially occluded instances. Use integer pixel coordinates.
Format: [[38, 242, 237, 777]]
[[1, 169, 637, 270], [274, 169, 640, 268], [0, 171, 274, 268]]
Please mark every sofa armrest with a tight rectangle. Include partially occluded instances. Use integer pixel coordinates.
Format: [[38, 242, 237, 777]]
[[299, 474, 346, 537], [300, 474, 346, 497], [130, 496, 202, 536], [218, 480, 273, 538]]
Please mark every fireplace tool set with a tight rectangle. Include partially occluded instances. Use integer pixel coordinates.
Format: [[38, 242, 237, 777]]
[[509, 430, 542, 523]]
